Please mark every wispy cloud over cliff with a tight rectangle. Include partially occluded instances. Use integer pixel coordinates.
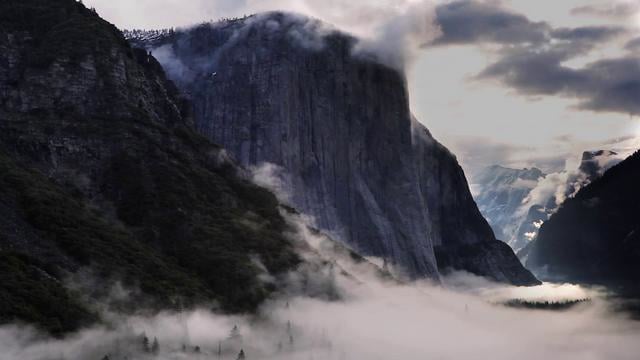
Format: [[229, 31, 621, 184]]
[[89, 0, 443, 70], [88, 0, 640, 190]]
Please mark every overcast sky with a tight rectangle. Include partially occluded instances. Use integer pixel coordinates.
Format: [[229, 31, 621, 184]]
[[85, 0, 640, 174]]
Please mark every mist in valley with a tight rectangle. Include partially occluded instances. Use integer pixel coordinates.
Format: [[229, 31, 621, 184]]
[[2, 2, 640, 359], [2, 169, 639, 360]]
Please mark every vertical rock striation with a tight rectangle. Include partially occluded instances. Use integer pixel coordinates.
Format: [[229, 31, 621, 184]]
[[139, 13, 538, 284]]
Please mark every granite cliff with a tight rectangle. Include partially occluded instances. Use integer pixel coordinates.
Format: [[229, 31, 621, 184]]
[[134, 13, 538, 285]]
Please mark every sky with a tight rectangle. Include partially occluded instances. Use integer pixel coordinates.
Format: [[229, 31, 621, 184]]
[[84, 0, 640, 174]]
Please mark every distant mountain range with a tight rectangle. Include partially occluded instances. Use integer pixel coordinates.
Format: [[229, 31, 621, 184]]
[[472, 150, 621, 253]]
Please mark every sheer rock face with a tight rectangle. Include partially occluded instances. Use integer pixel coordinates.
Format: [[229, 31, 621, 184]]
[[143, 13, 538, 284]]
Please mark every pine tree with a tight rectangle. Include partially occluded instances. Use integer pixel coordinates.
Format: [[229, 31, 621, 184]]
[[237, 349, 246, 360], [142, 333, 150, 353], [229, 325, 241, 340], [151, 337, 159, 354]]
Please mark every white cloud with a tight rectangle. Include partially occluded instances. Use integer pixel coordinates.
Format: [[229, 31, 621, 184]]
[[2, 253, 639, 359], [2, 204, 640, 359], [88, 0, 442, 70]]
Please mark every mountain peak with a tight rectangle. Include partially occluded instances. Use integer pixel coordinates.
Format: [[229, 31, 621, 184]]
[[579, 149, 620, 180]]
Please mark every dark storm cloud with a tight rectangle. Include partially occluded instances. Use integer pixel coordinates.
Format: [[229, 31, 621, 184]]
[[431, 0, 550, 45], [571, 3, 640, 19], [432, 2, 626, 46], [428, 1, 637, 115], [478, 46, 640, 115], [577, 57, 640, 114], [625, 37, 640, 52], [551, 26, 627, 42]]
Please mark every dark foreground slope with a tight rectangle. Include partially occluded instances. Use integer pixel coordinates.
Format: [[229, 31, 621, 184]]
[[132, 14, 538, 285], [0, 0, 300, 334], [527, 151, 640, 285]]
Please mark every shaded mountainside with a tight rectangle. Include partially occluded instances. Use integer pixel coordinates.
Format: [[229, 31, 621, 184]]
[[133, 14, 538, 285], [526, 150, 640, 285], [0, 0, 301, 334], [473, 150, 621, 253]]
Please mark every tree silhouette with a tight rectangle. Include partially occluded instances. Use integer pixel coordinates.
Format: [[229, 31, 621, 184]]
[[141, 333, 150, 352], [229, 325, 241, 340], [237, 349, 246, 360], [151, 337, 159, 354]]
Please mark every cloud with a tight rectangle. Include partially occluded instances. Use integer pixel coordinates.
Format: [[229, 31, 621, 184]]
[[91, 0, 442, 71], [431, 1, 624, 47], [420, 1, 638, 116], [511, 178, 539, 190], [2, 176, 640, 359], [478, 45, 640, 115], [432, 0, 549, 46], [96, 0, 640, 115], [2, 267, 639, 359], [551, 26, 627, 42], [625, 36, 640, 52], [571, 2, 640, 20], [250, 163, 293, 204], [352, 2, 441, 70], [454, 137, 567, 176], [516, 149, 624, 221]]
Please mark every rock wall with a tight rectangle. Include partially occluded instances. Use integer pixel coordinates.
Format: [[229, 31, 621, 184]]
[[142, 13, 538, 284]]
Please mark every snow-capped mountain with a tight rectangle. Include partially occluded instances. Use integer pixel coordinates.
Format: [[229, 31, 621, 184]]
[[472, 150, 622, 253]]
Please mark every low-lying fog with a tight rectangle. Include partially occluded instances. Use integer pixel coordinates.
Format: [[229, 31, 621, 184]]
[[2, 165, 638, 360], [3, 221, 639, 359]]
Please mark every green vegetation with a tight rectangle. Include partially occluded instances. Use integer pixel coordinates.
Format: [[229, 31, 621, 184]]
[[0, 251, 97, 335], [0, 151, 212, 306], [501, 298, 591, 311], [0, 0, 301, 334], [0, 0, 130, 68]]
